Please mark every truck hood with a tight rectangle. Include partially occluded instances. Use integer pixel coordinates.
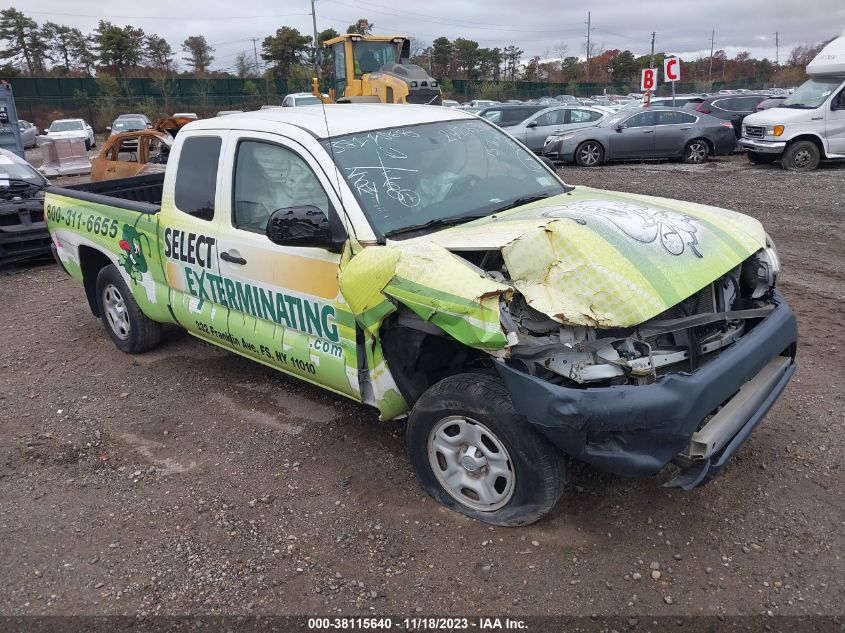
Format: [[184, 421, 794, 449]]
[[743, 107, 821, 125], [339, 187, 766, 349]]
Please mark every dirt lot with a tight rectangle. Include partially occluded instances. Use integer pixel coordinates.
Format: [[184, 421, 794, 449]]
[[1, 153, 843, 618]]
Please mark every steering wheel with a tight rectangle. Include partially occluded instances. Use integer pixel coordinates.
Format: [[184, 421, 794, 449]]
[[448, 174, 482, 198]]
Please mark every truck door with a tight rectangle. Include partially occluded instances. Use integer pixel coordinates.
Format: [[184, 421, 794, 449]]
[[160, 131, 233, 345], [215, 132, 360, 400], [827, 84, 845, 154]]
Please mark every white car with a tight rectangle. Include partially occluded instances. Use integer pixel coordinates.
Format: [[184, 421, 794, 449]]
[[44, 119, 96, 150], [282, 92, 324, 107]]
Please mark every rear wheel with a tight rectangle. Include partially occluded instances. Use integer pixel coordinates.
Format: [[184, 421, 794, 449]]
[[406, 373, 565, 526], [574, 141, 604, 167], [782, 140, 820, 171], [84, 139, 91, 151], [747, 151, 776, 165], [682, 138, 710, 164], [96, 265, 161, 353]]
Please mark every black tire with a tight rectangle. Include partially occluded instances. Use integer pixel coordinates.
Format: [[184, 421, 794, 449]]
[[682, 138, 710, 164], [781, 140, 820, 171], [747, 151, 776, 165], [574, 140, 604, 167], [95, 265, 161, 353], [84, 139, 91, 151], [406, 373, 565, 526]]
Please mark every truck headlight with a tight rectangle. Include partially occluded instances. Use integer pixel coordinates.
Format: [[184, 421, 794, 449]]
[[742, 233, 780, 299], [767, 125, 785, 137]]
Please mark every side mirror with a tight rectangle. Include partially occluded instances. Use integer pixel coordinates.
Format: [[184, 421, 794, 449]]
[[105, 126, 112, 131], [44, 128, 50, 134], [616, 124, 627, 131], [526, 121, 538, 128], [266, 205, 335, 249]]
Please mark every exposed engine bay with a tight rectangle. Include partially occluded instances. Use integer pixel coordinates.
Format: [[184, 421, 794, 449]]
[[458, 238, 782, 387]]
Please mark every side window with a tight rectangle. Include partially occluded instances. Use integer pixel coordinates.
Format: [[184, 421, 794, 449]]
[[535, 109, 564, 126], [833, 89, 845, 110], [712, 98, 735, 112], [175, 136, 222, 221], [625, 111, 657, 127], [571, 109, 601, 123], [233, 141, 330, 234], [657, 111, 696, 125], [333, 44, 347, 95]]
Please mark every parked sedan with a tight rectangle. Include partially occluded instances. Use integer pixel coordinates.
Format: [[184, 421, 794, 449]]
[[44, 118, 96, 150], [509, 106, 607, 153], [683, 94, 770, 137], [18, 120, 38, 148], [544, 108, 736, 166], [478, 104, 549, 128]]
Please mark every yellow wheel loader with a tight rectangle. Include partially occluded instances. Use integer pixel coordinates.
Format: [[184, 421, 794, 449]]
[[315, 34, 442, 105]]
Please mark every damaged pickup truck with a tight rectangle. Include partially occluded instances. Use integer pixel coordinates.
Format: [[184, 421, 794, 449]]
[[44, 105, 797, 526]]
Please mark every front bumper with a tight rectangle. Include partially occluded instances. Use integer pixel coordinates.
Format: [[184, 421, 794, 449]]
[[0, 198, 52, 264], [739, 138, 787, 154], [495, 291, 797, 486]]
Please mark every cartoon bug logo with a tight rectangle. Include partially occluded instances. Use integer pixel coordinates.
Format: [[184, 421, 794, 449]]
[[118, 224, 151, 283]]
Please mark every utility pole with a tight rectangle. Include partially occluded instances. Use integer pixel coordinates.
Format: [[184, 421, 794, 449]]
[[708, 30, 715, 85], [774, 31, 780, 66], [310, 0, 320, 77], [650, 31, 656, 69], [250, 38, 260, 75], [585, 11, 591, 81]]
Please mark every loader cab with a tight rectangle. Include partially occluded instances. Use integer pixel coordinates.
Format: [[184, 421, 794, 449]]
[[325, 35, 407, 100]]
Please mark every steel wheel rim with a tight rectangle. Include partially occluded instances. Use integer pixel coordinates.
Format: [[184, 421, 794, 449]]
[[103, 283, 130, 340], [688, 142, 707, 163], [793, 149, 811, 168], [580, 144, 600, 165], [428, 415, 515, 512]]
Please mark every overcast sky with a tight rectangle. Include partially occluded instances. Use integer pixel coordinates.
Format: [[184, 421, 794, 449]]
[[22, 0, 845, 72]]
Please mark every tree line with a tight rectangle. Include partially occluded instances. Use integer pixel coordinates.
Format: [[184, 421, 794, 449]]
[[0, 6, 833, 89]]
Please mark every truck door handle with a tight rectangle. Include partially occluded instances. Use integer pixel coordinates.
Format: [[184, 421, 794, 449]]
[[680, 127, 692, 130], [643, 130, 654, 134], [220, 251, 247, 265]]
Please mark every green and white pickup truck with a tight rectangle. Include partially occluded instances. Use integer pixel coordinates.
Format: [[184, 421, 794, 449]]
[[46, 105, 797, 526]]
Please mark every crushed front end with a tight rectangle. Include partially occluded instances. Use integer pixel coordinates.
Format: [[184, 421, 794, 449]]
[[491, 241, 797, 488]]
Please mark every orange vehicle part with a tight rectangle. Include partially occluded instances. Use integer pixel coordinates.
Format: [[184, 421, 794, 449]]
[[90, 116, 193, 182]]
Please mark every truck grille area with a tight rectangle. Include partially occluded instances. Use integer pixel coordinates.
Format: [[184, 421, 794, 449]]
[[744, 125, 765, 139]]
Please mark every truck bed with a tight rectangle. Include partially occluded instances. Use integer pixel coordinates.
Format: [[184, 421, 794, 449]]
[[46, 173, 163, 215]]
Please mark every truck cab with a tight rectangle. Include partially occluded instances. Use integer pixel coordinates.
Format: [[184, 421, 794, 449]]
[[740, 36, 845, 170]]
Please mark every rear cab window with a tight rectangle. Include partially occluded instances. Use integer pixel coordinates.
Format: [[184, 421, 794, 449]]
[[174, 136, 223, 221]]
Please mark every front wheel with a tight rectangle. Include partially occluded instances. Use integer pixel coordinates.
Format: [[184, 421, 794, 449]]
[[96, 265, 161, 353], [574, 141, 604, 167], [406, 374, 565, 526], [682, 139, 710, 164], [781, 140, 820, 171]]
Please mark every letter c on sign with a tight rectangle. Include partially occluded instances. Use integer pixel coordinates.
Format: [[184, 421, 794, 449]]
[[666, 58, 679, 81]]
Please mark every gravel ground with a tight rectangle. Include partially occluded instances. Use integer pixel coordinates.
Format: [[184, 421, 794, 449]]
[[1, 153, 843, 618]]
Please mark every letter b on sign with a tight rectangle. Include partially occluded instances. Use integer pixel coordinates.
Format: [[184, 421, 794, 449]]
[[664, 57, 681, 82], [641, 68, 656, 91]]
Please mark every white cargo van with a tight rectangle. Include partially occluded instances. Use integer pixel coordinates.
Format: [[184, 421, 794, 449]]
[[739, 36, 845, 170]]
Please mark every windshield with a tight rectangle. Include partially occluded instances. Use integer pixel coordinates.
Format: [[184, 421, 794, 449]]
[[112, 120, 146, 132], [782, 78, 844, 109], [294, 95, 322, 106], [0, 151, 46, 184], [50, 120, 83, 132], [352, 41, 397, 74], [322, 119, 568, 238]]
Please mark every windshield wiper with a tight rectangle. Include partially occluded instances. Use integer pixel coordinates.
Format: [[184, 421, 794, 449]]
[[384, 210, 492, 238], [489, 193, 553, 214], [781, 103, 814, 109]]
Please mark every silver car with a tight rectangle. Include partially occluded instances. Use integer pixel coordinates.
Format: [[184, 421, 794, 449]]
[[544, 107, 736, 166], [18, 120, 38, 148], [508, 106, 607, 153]]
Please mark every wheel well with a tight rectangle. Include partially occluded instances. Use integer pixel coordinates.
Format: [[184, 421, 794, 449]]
[[380, 308, 495, 406], [79, 246, 114, 317], [786, 134, 825, 154]]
